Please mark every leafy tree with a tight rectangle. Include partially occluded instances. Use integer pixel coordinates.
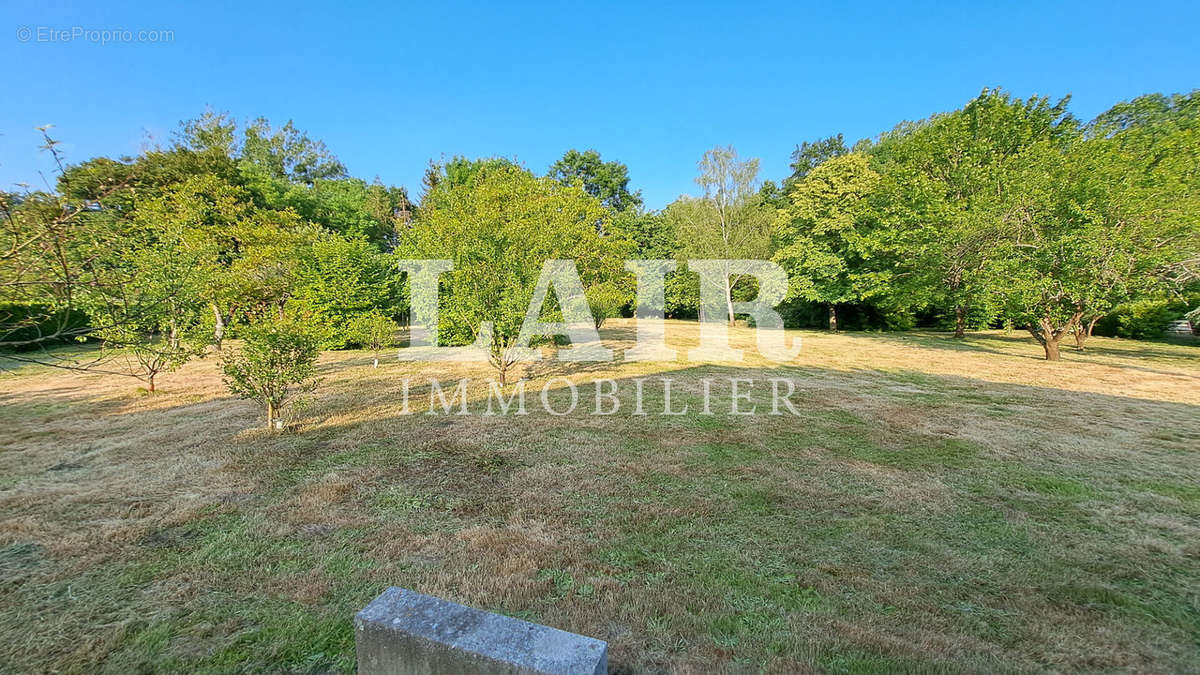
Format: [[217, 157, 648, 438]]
[[773, 154, 884, 330], [397, 165, 630, 384], [871, 89, 1078, 337], [222, 317, 322, 430], [290, 231, 401, 348], [350, 310, 400, 367], [132, 175, 306, 350], [985, 137, 1194, 360], [84, 204, 209, 391], [787, 134, 848, 185], [548, 149, 643, 212], [669, 146, 772, 325]]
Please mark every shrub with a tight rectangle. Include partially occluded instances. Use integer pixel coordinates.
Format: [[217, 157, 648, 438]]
[[349, 310, 400, 365], [222, 318, 321, 430], [1093, 300, 1190, 340], [290, 232, 403, 349], [586, 282, 629, 329]]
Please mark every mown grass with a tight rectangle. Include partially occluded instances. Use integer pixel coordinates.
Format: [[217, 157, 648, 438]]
[[1, 322, 1198, 672]]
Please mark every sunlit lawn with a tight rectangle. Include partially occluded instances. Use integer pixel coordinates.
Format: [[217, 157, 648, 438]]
[[1, 321, 1198, 672]]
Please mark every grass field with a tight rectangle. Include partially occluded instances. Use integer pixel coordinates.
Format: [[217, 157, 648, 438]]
[[1, 320, 1198, 673]]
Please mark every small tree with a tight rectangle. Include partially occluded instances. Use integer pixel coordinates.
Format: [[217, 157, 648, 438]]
[[350, 310, 399, 367], [586, 282, 629, 329], [96, 298, 206, 392], [222, 318, 321, 430]]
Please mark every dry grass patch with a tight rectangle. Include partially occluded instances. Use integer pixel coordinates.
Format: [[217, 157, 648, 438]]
[[1, 321, 1198, 672]]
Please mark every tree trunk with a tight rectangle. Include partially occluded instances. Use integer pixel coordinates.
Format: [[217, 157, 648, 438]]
[[1043, 338, 1061, 361], [1075, 317, 1098, 351], [266, 401, 275, 430], [725, 278, 736, 326], [211, 303, 226, 351], [148, 373, 156, 392], [954, 305, 966, 339], [828, 304, 838, 332]]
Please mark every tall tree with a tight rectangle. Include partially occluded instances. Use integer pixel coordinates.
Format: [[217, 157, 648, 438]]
[[871, 89, 1078, 337], [773, 153, 884, 331], [397, 165, 631, 384], [669, 146, 772, 326], [548, 149, 643, 212], [986, 136, 1196, 360]]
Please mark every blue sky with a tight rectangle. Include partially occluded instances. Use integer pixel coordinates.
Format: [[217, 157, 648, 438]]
[[3, 1, 1197, 208]]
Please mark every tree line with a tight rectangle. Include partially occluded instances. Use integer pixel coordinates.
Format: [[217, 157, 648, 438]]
[[2, 89, 1197, 404]]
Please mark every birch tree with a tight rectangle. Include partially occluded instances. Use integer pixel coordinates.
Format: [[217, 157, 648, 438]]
[[669, 146, 772, 326]]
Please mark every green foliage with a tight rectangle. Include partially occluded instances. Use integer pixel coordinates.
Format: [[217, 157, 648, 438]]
[[609, 209, 676, 259], [84, 212, 210, 390], [131, 174, 307, 343], [787, 134, 848, 184], [244, 174, 411, 247], [419, 156, 528, 210], [1093, 299, 1192, 339], [221, 317, 322, 429], [0, 303, 89, 348], [585, 282, 630, 328], [178, 111, 347, 185], [396, 164, 630, 380], [668, 146, 773, 323], [291, 232, 402, 349], [868, 89, 1079, 334], [548, 149, 643, 212], [349, 310, 400, 355], [774, 153, 885, 310]]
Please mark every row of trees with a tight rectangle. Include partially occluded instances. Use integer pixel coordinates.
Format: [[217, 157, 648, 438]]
[[771, 90, 1199, 359], [2, 89, 1198, 404]]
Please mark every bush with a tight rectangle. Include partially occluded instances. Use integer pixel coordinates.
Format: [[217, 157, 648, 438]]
[[586, 282, 629, 329], [222, 318, 322, 430], [349, 311, 400, 363], [290, 233, 403, 349], [1093, 299, 1191, 340]]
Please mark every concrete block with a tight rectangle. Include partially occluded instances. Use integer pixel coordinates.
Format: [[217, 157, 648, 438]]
[[355, 586, 607, 674]]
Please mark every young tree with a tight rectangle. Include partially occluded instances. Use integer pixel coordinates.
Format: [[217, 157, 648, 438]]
[[222, 317, 322, 430], [82, 208, 208, 391], [396, 164, 630, 385], [350, 310, 400, 367], [773, 153, 884, 331], [669, 146, 772, 326]]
